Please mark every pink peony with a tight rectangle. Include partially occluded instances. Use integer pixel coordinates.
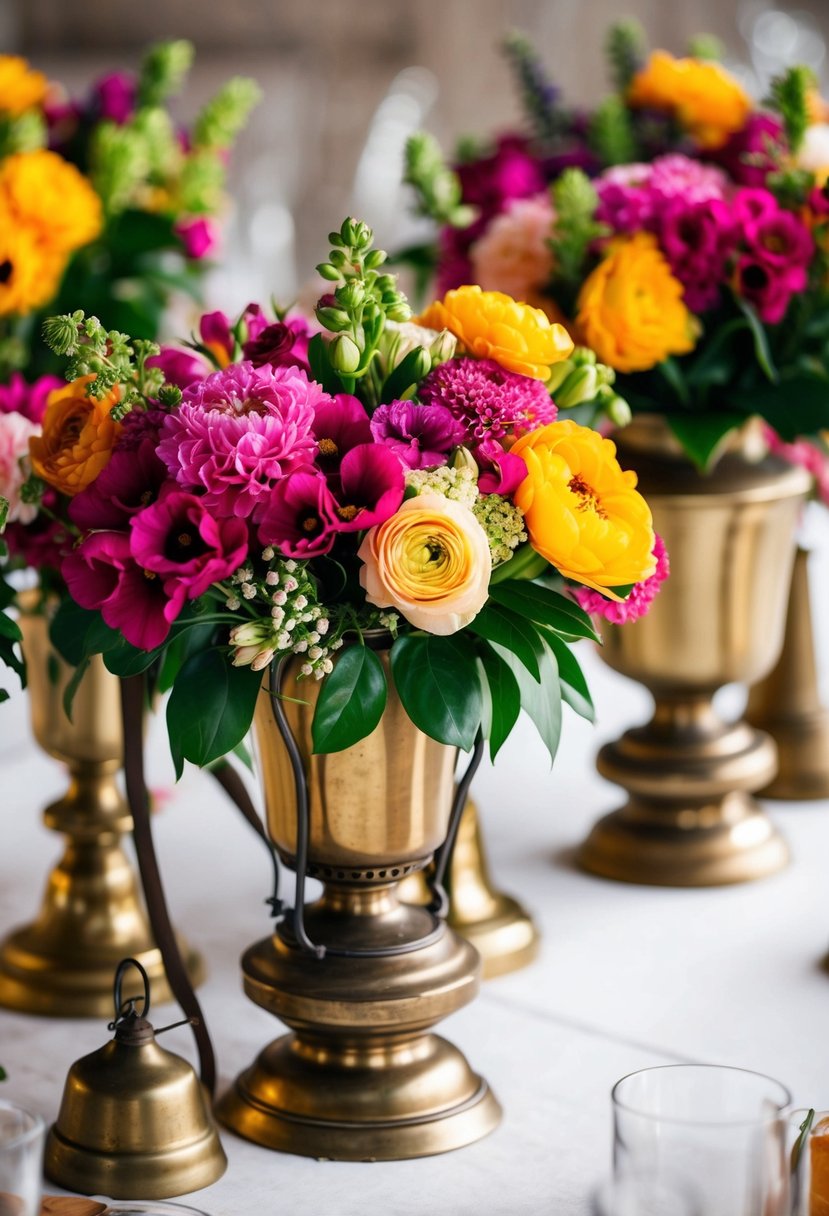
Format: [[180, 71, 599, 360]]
[[574, 534, 670, 624], [158, 361, 322, 519], [418, 356, 556, 445], [0, 412, 41, 524], [129, 488, 248, 598], [470, 194, 556, 301], [0, 373, 64, 425]]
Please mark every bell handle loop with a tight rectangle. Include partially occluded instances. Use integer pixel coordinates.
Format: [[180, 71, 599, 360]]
[[110, 956, 151, 1027], [207, 759, 284, 921], [269, 658, 325, 960], [428, 731, 484, 917]]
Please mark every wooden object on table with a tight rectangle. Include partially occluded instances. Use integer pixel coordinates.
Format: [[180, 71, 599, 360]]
[[40, 1201, 107, 1215]]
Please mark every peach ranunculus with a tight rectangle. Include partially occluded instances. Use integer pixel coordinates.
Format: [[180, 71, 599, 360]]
[[0, 150, 102, 255], [512, 419, 656, 596], [0, 55, 49, 117], [29, 376, 121, 497], [470, 194, 556, 303], [417, 285, 573, 381], [358, 492, 491, 635], [576, 233, 697, 374], [0, 412, 41, 524], [627, 51, 751, 150]]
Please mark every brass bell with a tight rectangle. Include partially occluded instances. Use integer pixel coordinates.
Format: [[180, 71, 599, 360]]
[[45, 959, 227, 1200]]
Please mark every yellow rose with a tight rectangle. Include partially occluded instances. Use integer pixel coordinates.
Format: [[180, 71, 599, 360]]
[[576, 234, 696, 374], [0, 209, 65, 317], [512, 420, 656, 596], [358, 492, 492, 635], [29, 376, 121, 497], [628, 51, 751, 149], [0, 151, 102, 255], [0, 56, 49, 117], [417, 285, 573, 380]]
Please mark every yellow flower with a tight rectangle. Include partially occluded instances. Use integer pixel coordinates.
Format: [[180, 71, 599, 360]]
[[628, 51, 751, 149], [0, 55, 49, 117], [576, 234, 697, 374], [358, 492, 492, 635], [512, 419, 655, 596], [29, 376, 121, 497], [417, 285, 574, 380], [0, 210, 65, 317], [0, 151, 102, 255]]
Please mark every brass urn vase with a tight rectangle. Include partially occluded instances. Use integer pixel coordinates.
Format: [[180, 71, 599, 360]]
[[578, 416, 810, 887], [0, 601, 203, 1016], [216, 645, 502, 1160]]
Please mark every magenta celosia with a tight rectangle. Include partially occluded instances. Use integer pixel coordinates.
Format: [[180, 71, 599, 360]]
[[369, 400, 465, 469], [574, 534, 670, 624], [158, 361, 322, 519], [418, 357, 556, 446]]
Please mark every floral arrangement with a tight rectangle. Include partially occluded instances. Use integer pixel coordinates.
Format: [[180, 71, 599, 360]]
[[404, 25, 829, 471], [0, 43, 259, 380], [16, 218, 661, 767]]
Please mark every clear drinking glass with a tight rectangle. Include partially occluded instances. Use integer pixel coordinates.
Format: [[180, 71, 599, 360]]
[[611, 1064, 792, 1216], [592, 1170, 701, 1215], [0, 1100, 45, 1216]]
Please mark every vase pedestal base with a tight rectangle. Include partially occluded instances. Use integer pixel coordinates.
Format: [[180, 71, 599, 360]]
[[579, 716, 788, 887], [753, 711, 829, 801], [216, 888, 501, 1160]]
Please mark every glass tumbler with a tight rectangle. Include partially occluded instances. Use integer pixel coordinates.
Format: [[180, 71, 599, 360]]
[[611, 1064, 792, 1216], [0, 1100, 45, 1216]]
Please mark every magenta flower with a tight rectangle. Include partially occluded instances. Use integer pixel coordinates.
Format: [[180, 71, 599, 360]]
[[257, 470, 338, 558], [457, 135, 546, 226], [596, 155, 728, 236], [175, 217, 218, 260], [474, 439, 528, 495], [63, 531, 186, 651], [199, 310, 235, 364], [659, 198, 736, 312], [731, 189, 779, 240], [129, 488, 248, 598], [0, 372, 63, 425], [763, 426, 829, 505], [809, 179, 829, 217], [313, 394, 372, 476], [575, 534, 670, 624], [69, 439, 169, 531], [90, 72, 136, 125], [714, 113, 786, 187], [418, 357, 556, 446], [751, 209, 814, 271], [243, 316, 313, 372], [146, 347, 208, 390], [370, 400, 465, 469], [328, 444, 405, 532], [158, 362, 321, 519], [734, 257, 806, 324]]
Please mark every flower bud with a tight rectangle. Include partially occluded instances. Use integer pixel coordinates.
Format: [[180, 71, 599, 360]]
[[364, 249, 387, 269], [556, 365, 598, 408], [451, 446, 479, 476], [316, 306, 351, 333], [605, 393, 633, 428], [316, 262, 341, 282], [250, 647, 276, 672], [338, 281, 366, 309], [330, 333, 361, 374], [409, 347, 432, 380], [386, 301, 413, 323], [571, 345, 597, 367], [230, 620, 271, 648], [429, 328, 457, 365], [545, 359, 574, 392]]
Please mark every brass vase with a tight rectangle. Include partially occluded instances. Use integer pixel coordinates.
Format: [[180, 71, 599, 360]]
[[216, 649, 502, 1160], [746, 547, 829, 800], [578, 416, 810, 887], [400, 800, 540, 979], [0, 603, 203, 1016]]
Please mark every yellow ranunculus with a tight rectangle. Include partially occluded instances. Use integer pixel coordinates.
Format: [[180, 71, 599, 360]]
[[29, 376, 121, 497], [0, 210, 65, 317], [512, 420, 655, 596], [576, 234, 697, 374], [358, 492, 492, 635], [0, 151, 102, 255], [627, 51, 751, 150], [417, 285, 574, 380], [0, 55, 48, 117]]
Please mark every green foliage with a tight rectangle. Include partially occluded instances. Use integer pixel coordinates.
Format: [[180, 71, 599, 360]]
[[391, 633, 482, 751], [549, 170, 606, 298], [502, 30, 561, 145], [767, 66, 815, 156], [477, 644, 521, 761], [193, 78, 261, 150], [137, 40, 195, 109], [589, 95, 637, 167], [177, 149, 226, 214], [311, 645, 387, 753], [605, 20, 647, 92], [42, 310, 162, 406], [166, 649, 262, 778], [90, 122, 151, 215], [687, 33, 724, 60], [404, 133, 476, 228]]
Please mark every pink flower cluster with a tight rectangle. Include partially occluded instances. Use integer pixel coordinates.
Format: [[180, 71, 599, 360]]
[[574, 534, 670, 624], [764, 426, 829, 504]]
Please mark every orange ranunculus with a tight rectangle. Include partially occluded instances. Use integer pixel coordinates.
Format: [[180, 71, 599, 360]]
[[0, 150, 102, 255], [417, 285, 574, 380], [576, 234, 697, 374], [512, 419, 656, 596], [29, 377, 121, 497], [628, 51, 751, 149], [0, 209, 65, 317], [0, 55, 49, 117]]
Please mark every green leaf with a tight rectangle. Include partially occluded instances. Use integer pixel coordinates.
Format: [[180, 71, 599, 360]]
[[733, 296, 778, 382], [391, 633, 482, 751], [467, 602, 542, 679], [489, 581, 601, 643], [166, 649, 262, 778], [311, 645, 387, 753], [103, 638, 163, 678], [380, 349, 431, 404], [492, 636, 563, 765], [307, 334, 344, 396], [0, 689, 9, 704], [665, 411, 746, 472], [730, 372, 829, 440], [477, 642, 521, 761], [49, 599, 120, 666], [657, 357, 690, 406], [541, 631, 595, 722], [0, 612, 21, 644], [155, 621, 218, 693], [62, 657, 91, 723], [685, 316, 749, 391]]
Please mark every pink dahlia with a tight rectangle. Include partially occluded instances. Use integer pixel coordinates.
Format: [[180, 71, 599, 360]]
[[574, 534, 670, 624], [418, 357, 556, 446], [158, 361, 321, 519]]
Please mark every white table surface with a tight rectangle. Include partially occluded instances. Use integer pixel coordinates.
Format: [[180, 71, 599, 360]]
[[1, 518, 828, 1216]]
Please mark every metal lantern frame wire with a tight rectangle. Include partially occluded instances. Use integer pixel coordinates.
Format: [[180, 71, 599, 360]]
[[267, 653, 484, 961]]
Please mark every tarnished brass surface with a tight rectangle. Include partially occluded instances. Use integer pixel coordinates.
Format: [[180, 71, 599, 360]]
[[579, 416, 809, 887], [747, 547, 829, 800], [401, 800, 540, 979], [0, 605, 203, 1016], [217, 653, 501, 1159]]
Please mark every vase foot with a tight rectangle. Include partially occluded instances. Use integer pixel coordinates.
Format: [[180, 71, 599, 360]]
[[754, 711, 829, 801], [451, 893, 539, 979]]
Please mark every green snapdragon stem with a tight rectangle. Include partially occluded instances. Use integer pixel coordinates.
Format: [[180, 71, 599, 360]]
[[120, 674, 216, 1097]]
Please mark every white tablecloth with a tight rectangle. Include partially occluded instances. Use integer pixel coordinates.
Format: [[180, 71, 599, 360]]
[[1, 522, 828, 1215]]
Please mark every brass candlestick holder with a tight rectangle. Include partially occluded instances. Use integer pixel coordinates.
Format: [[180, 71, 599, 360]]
[[746, 547, 829, 800], [400, 799, 539, 979], [0, 604, 203, 1017], [578, 416, 809, 887], [216, 649, 501, 1160]]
